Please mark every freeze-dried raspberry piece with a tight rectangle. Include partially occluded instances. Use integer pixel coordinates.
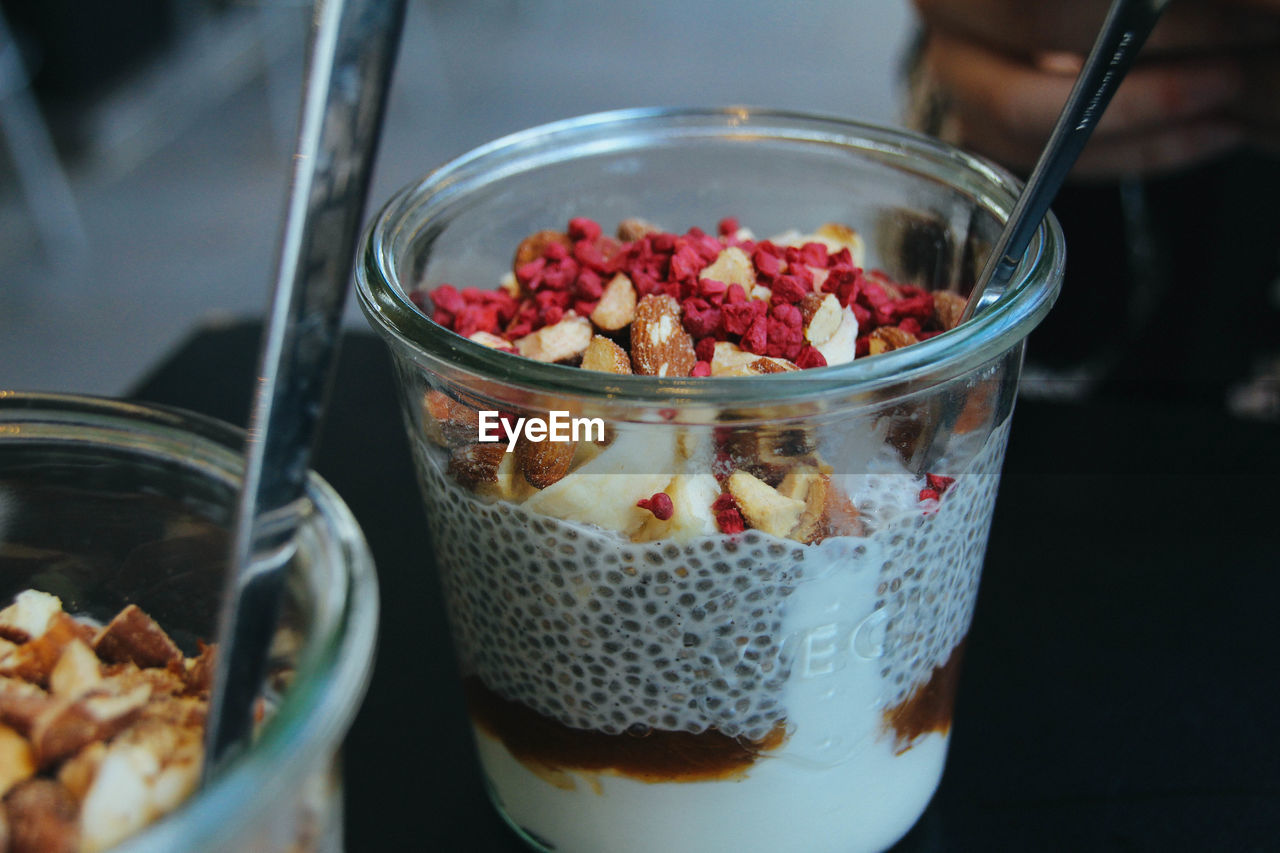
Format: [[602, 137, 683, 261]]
[[722, 302, 759, 336], [725, 283, 748, 304], [712, 492, 746, 534], [695, 336, 716, 363], [670, 244, 705, 283], [770, 275, 809, 305], [797, 241, 828, 268], [636, 492, 675, 521], [823, 267, 861, 307], [568, 216, 601, 242], [573, 240, 610, 272], [741, 317, 769, 355], [691, 360, 711, 377], [752, 245, 783, 280], [697, 278, 728, 300], [795, 346, 827, 369], [926, 473, 955, 493], [575, 269, 604, 300], [683, 307, 721, 339], [718, 217, 739, 237], [891, 290, 934, 323]]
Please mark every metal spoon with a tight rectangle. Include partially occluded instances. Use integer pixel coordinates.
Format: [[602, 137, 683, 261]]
[[202, 0, 405, 779], [958, 0, 1172, 323]]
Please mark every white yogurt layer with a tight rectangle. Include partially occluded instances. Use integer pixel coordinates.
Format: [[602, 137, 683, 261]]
[[477, 727, 947, 853], [417, 414, 1011, 853]]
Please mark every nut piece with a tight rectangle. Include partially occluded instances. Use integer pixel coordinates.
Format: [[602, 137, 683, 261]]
[[726, 470, 807, 538], [447, 443, 506, 490], [580, 335, 632, 375], [868, 326, 920, 355], [0, 678, 51, 736], [515, 436, 576, 489], [2, 615, 92, 687], [715, 357, 798, 377], [92, 607, 182, 670], [4, 779, 78, 853], [467, 331, 516, 351], [630, 295, 697, 377], [422, 390, 481, 447], [49, 641, 101, 698], [589, 273, 638, 331], [616, 218, 660, 242], [709, 342, 795, 377], [0, 590, 63, 644], [0, 722, 35, 797], [932, 290, 966, 331], [515, 314, 593, 363], [777, 466, 863, 543], [699, 246, 756, 289], [29, 684, 150, 768], [513, 229, 570, 269], [814, 307, 859, 367], [801, 293, 843, 345], [447, 444, 537, 501]]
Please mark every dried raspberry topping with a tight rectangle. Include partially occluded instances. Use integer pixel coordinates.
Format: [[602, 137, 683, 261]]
[[420, 217, 958, 374], [919, 473, 956, 505], [711, 492, 746, 534], [637, 492, 675, 521], [925, 473, 956, 493]]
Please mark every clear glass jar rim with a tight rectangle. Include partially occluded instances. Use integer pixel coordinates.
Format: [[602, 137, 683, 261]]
[[358, 106, 1064, 404], [0, 391, 378, 851]]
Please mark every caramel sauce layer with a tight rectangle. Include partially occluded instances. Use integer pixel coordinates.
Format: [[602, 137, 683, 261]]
[[883, 639, 965, 754], [463, 677, 787, 784]]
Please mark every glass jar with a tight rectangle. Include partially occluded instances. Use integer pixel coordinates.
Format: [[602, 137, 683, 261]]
[[0, 391, 378, 852], [356, 108, 1063, 853]]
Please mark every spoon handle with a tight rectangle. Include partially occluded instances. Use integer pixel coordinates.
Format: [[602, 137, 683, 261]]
[[203, 0, 405, 777], [959, 0, 1171, 323]]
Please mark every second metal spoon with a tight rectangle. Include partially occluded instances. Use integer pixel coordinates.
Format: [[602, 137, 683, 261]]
[[959, 0, 1172, 323]]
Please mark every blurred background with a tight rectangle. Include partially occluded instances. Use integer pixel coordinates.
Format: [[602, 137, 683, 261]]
[[0, 0, 914, 396]]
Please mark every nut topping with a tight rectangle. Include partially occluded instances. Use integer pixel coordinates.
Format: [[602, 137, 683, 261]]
[[631, 295, 696, 377]]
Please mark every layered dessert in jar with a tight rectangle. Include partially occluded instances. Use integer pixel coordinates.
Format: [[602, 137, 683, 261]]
[[409, 217, 1008, 853]]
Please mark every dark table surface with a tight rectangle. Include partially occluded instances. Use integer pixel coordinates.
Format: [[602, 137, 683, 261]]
[[129, 320, 1279, 852]]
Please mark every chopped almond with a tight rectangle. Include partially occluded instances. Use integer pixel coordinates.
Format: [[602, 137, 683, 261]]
[[515, 314, 593, 363], [422, 390, 481, 447], [699, 246, 755, 289], [726, 470, 806, 538], [467, 330, 516, 351], [4, 779, 79, 853], [932, 290, 966, 331], [709, 342, 794, 377], [92, 606, 182, 670], [868, 325, 919, 355], [580, 335, 632, 374], [0, 590, 63, 644], [49, 642, 101, 698], [616, 218, 660, 241], [29, 684, 150, 768], [0, 723, 35, 797], [589, 273, 637, 332], [801, 293, 843, 345], [630, 295, 696, 377], [515, 436, 576, 489]]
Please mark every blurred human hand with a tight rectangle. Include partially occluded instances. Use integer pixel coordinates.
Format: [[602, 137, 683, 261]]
[[910, 0, 1279, 178]]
